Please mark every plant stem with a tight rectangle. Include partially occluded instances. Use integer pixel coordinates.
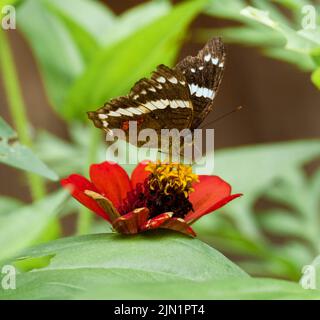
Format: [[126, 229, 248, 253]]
[[76, 127, 101, 234], [0, 29, 46, 200]]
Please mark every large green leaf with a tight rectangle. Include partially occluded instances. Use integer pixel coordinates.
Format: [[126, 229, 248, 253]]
[[0, 190, 67, 263], [62, 0, 206, 119], [77, 277, 320, 300], [0, 231, 248, 299], [0, 117, 58, 180]]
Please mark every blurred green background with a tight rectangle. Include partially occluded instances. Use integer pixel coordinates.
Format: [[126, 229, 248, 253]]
[[0, 0, 320, 288]]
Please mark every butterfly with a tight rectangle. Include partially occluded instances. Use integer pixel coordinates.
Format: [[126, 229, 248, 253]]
[[87, 37, 226, 147]]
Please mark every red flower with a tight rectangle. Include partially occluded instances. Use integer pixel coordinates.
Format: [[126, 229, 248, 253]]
[[61, 161, 242, 237]]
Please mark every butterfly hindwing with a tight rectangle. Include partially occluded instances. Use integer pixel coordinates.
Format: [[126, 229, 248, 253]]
[[175, 37, 226, 129]]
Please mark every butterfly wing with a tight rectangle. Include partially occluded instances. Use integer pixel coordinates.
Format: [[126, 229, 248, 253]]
[[175, 37, 226, 129], [87, 65, 193, 147]]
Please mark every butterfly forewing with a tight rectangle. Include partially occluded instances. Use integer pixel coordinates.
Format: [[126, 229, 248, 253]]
[[87, 65, 193, 146], [175, 37, 226, 129]]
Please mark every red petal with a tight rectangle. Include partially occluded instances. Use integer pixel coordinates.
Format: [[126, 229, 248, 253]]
[[89, 161, 131, 209], [186, 175, 241, 223], [61, 174, 110, 221], [141, 212, 174, 231], [113, 207, 149, 234], [160, 218, 196, 237], [187, 194, 242, 224], [131, 160, 150, 190]]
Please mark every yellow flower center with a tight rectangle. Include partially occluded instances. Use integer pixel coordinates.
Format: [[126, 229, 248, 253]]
[[145, 161, 199, 198]]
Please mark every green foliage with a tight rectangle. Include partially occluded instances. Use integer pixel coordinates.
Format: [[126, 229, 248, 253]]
[[1, 231, 318, 300], [33, 129, 320, 281], [0, 0, 19, 7], [77, 278, 320, 299], [200, 0, 320, 87], [0, 117, 58, 180], [312, 66, 320, 88], [17, 0, 205, 119], [34, 124, 105, 177], [0, 231, 248, 299], [1, 0, 320, 299], [0, 190, 67, 263], [0, 197, 23, 216], [194, 140, 320, 280]]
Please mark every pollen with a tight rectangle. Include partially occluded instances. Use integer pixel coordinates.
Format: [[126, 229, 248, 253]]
[[145, 161, 199, 198]]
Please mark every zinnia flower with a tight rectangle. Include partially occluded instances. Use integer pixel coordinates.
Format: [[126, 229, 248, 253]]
[[61, 161, 242, 237]]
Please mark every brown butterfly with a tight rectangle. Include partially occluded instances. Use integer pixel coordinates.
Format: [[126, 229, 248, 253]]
[[87, 37, 226, 145]]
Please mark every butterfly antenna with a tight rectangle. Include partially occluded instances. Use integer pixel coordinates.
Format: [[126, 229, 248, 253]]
[[157, 147, 184, 159], [198, 106, 243, 129]]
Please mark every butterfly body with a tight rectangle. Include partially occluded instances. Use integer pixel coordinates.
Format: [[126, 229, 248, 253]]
[[87, 38, 226, 145]]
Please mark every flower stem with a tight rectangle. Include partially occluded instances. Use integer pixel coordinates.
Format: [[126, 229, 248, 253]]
[[0, 29, 46, 200], [76, 127, 101, 234]]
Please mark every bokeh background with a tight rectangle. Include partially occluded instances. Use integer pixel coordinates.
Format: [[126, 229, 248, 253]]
[[1, 0, 319, 200], [1, 0, 320, 282]]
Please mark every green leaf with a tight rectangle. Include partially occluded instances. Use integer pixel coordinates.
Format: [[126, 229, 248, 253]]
[[311, 67, 320, 89], [205, 0, 248, 22], [240, 6, 315, 51], [62, 0, 206, 119], [195, 140, 320, 280], [0, 197, 23, 216], [213, 140, 320, 209], [198, 26, 283, 46], [44, 1, 101, 64], [0, 190, 68, 263], [264, 47, 315, 71], [35, 124, 105, 177], [311, 168, 320, 200], [202, 0, 320, 88], [17, 0, 85, 108], [0, 231, 248, 299], [17, 0, 198, 119], [258, 209, 306, 238], [0, 0, 19, 7], [42, 0, 115, 45], [103, 0, 171, 46], [0, 117, 58, 180], [0, 116, 15, 138], [77, 277, 320, 300]]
